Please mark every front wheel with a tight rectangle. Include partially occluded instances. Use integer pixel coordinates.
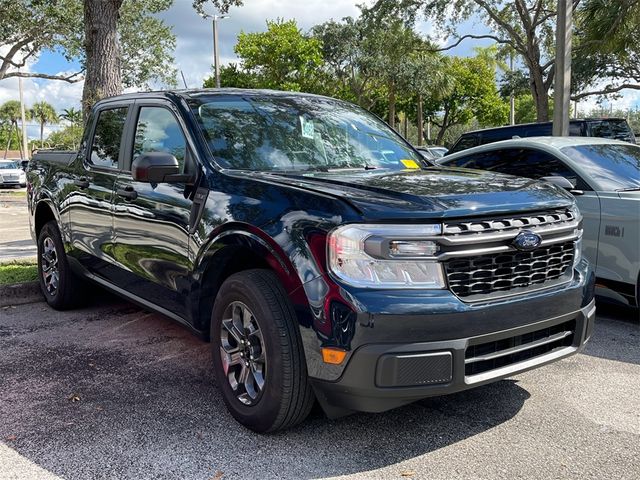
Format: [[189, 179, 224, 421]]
[[210, 269, 314, 432], [37, 221, 84, 310]]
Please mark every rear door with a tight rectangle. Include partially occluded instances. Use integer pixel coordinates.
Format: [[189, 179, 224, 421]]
[[110, 100, 196, 315], [67, 103, 131, 276]]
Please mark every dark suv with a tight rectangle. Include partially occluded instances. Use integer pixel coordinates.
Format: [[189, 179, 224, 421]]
[[28, 89, 595, 432], [449, 118, 636, 154]]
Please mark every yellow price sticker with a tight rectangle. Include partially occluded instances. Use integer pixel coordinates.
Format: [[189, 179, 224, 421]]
[[400, 159, 420, 169]]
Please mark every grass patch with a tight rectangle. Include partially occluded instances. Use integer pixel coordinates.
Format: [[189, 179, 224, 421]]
[[0, 189, 26, 195], [0, 260, 38, 285]]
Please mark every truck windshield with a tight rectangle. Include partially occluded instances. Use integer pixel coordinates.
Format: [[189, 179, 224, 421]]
[[561, 143, 640, 190], [189, 95, 424, 172]]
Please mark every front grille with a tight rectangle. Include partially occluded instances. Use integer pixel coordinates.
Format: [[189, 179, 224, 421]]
[[444, 241, 574, 298], [465, 320, 576, 377]]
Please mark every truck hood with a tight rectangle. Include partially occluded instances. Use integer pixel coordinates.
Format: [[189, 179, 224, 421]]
[[259, 167, 574, 220]]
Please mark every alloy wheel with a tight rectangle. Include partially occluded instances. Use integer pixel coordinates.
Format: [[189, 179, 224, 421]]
[[41, 236, 59, 296], [219, 301, 266, 405]]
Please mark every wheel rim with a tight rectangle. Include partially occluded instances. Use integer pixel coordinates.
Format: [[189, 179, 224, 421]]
[[219, 301, 266, 406], [41, 236, 59, 296]]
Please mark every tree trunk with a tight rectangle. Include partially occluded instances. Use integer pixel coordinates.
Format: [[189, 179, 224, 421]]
[[388, 81, 396, 130], [403, 114, 408, 139], [435, 109, 449, 145], [82, 0, 124, 120], [417, 95, 423, 146], [5, 130, 11, 158], [40, 122, 44, 148], [529, 64, 550, 122]]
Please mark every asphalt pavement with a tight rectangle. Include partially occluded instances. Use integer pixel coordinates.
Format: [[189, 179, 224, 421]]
[[0, 291, 638, 480], [0, 189, 36, 261]]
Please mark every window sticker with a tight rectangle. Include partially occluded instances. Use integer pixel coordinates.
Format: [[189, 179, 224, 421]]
[[300, 116, 315, 139], [401, 159, 420, 169]]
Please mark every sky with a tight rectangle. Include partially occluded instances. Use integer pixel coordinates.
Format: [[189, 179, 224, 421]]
[[1, 0, 638, 141]]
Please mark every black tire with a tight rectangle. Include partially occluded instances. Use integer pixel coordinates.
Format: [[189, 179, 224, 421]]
[[210, 269, 314, 432], [37, 220, 84, 310]]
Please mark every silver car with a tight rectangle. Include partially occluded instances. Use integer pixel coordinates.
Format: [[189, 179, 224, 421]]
[[0, 160, 27, 188], [438, 137, 640, 308]]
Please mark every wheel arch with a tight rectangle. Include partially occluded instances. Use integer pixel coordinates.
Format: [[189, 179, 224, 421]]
[[191, 227, 309, 335], [33, 199, 60, 239]]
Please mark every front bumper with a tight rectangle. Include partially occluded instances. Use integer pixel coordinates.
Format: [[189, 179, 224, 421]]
[[312, 298, 596, 416]]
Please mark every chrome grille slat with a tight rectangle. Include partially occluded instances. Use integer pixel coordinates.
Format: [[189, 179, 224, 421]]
[[443, 209, 576, 236], [464, 330, 573, 364]]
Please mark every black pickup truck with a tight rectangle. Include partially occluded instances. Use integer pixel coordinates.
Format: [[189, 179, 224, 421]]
[[28, 89, 595, 432]]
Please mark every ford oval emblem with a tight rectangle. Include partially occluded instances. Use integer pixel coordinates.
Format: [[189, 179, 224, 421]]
[[512, 230, 542, 251]]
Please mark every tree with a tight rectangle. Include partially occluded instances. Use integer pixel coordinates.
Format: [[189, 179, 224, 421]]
[[46, 124, 84, 150], [311, 17, 383, 108], [0, 0, 83, 83], [0, 101, 24, 158], [368, 0, 561, 122], [402, 50, 452, 145], [572, 0, 640, 100], [428, 56, 508, 144], [30, 101, 58, 148], [209, 19, 324, 92], [60, 107, 83, 125], [362, 17, 423, 129]]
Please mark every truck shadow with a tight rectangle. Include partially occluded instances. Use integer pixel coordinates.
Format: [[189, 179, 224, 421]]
[[1, 293, 530, 479]]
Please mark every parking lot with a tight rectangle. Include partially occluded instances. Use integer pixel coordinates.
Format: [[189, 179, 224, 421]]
[[0, 189, 35, 261], [0, 291, 638, 480]]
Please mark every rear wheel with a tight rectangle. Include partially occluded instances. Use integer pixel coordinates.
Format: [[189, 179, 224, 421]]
[[210, 269, 314, 432], [37, 221, 84, 310]]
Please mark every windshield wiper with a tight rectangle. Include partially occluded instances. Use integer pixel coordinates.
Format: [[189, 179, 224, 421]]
[[617, 187, 640, 191]]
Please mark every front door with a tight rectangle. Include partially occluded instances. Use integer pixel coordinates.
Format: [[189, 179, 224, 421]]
[[110, 102, 194, 315]]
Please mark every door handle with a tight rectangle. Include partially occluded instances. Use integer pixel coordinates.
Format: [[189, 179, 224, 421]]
[[116, 186, 138, 200], [74, 178, 89, 189]]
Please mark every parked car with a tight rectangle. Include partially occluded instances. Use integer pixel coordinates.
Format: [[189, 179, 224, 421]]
[[28, 89, 595, 432], [416, 145, 448, 158], [448, 118, 636, 155], [0, 159, 27, 187], [439, 137, 639, 308]]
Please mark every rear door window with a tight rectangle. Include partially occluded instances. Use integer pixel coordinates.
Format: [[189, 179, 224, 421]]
[[90, 107, 128, 169]]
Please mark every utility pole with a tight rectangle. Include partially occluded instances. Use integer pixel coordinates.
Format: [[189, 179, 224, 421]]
[[553, 0, 573, 136], [208, 14, 229, 88], [509, 53, 515, 125], [18, 71, 29, 160]]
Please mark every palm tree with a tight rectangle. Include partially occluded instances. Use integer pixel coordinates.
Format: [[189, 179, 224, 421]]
[[0, 101, 23, 158], [30, 101, 58, 148], [60, 107, 82, 125]]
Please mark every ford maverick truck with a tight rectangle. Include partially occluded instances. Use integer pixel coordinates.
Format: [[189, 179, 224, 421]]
[[28, 89, 596, 432]]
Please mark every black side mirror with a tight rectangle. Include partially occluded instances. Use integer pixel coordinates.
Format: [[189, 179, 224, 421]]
[[541, 176, 584, 196], [132, 152, 182, 183]]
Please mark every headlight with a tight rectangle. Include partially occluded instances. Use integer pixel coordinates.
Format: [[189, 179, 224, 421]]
[[327, 224, 445, 289]]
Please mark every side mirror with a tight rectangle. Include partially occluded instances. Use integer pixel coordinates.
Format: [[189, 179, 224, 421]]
[[541, 176, 584, 196], [132, 152, 180, 183]]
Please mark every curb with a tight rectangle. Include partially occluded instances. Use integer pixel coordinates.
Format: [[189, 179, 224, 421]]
[[0, 281, 42, 307]]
